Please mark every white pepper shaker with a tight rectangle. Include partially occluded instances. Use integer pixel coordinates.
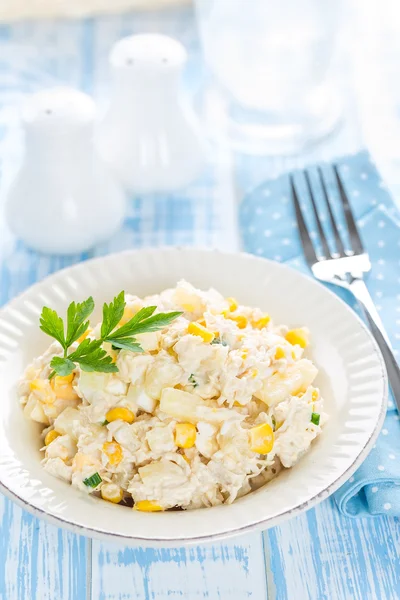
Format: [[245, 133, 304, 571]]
[[97, 34, 205, 194], [6, 87, 126, 255]]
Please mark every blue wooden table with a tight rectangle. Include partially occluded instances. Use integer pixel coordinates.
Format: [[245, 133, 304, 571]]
[[0, 6, 399, 599]]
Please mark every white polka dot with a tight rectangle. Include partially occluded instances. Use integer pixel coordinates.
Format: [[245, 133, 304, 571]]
[[397, 294, 400, 301], [281, 196, 288, 204], [274, 255, 282, 261], [264, 229, 271, 237], [256, 207, 263, 215], [360, 172, 368, 180], [282, 238, 291, 246], [378, 240, 385, 248], [378, 259, 385, 266], [378, 465, 385, 471], [396, 319, 400, 325], [352, 190, 360, 197], [378, 220, 385, 228], [394, 349, 399, 356], [395, 333, 400, 340], [310, 231, 317, 239], [256, 248, 263, 255], [383, 503, 392, 510], [394, 414, 399, 420], [359, 220, 365, 228], [349, 476, 355, 483], [396, 306, 400, 312], [379, 181, 387, 189], [376, 305, 382, 311], [371, 486, 378, 493], [272, 212, 281, 220], [291, 221, 297, 228], [248, 226, 255, 233], [388, 401, 394, 409], [342, 164, 349, 172], [263, 189, 271, 197], [382, 428, 388, 435], [376, 273, 384, 280], [371, 199, 378, 206], [376, 291, 383, 298], [389, 454, 396, 459]]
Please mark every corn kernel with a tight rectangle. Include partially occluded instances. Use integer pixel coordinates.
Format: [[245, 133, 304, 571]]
[[44, 430, 61, 446], [275, 421, 283, 431], [253, 314, 270, 329], [103, 441, 123, 466], [233, 400, 244, 407], [251, 369, 258, 378], [175, 423, 197, 449], [241, 349, 248, 360], [134, 500, 163, 512], [285, 328, 309, 349], [228, 315, 247, 329], [181, 303, 196, 312], [275, 347, 285, 360], [226, 297, 238, 312], [312, 389, 319, 402], [188, 322, 215, 343], [30, 379, 56, 404], [101, 483, 123, 504], [51, 375, 79, 401], [106, 407, 135, 424], [197, 319, 206, 327], [249, 423, 274, 454]]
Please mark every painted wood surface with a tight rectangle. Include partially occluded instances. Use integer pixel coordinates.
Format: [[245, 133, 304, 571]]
[[0, 5, 399, 600]]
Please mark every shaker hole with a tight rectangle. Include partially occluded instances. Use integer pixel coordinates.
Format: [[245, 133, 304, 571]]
[[126, 58, 134, 65], [162, 58, 168, 64], [45, 109, 52, 115]]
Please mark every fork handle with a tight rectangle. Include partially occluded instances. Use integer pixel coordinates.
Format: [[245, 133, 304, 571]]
[[350, 278, 400, 411]]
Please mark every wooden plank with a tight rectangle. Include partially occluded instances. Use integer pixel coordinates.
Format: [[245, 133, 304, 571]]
[[264, 498, 400, 600], [91, 533, 268, 600]]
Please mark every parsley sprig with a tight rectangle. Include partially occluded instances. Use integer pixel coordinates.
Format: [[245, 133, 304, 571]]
[[39, 291, 181, 378]]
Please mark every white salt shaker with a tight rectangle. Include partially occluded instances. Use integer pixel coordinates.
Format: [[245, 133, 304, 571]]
[[6, 87, 126, 255], [97, 34, 205, 194]]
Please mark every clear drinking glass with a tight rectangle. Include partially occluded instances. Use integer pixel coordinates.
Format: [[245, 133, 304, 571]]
[[195, 0, 342, 154]]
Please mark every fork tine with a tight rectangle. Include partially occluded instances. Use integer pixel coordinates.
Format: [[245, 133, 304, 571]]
[[317, 167, 346, 257], [333, 165, 365, 254], [304, 170, 331, 259], [289, 176, 318, 267]]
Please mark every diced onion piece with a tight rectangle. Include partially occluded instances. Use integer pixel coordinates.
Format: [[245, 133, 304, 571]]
[[53, 407, 82, 438]]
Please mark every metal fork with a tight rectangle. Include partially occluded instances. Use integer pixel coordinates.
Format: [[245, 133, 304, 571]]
[[291, 165, 400, 411]]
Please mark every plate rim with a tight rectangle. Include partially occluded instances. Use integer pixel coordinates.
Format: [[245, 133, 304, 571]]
[[0, 246, 388, 544]]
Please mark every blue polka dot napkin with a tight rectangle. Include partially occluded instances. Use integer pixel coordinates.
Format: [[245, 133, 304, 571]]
[[239, 151, 400, 517]]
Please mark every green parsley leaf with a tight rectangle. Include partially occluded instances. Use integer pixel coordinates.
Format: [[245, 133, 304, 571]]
[[100, 291, 126, 339], [50, 356, 76, 377], [109, 309, 182, 340], [83, 472, 102, 488], [110, 338, 144, 352], [65, 297, 95, 347], [68, 338, 118, 373], [40, 307, 66, 349], [311, 412, 320, 426]]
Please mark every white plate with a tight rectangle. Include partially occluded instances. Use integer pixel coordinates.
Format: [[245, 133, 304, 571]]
[[0, 248, 387, 545]]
